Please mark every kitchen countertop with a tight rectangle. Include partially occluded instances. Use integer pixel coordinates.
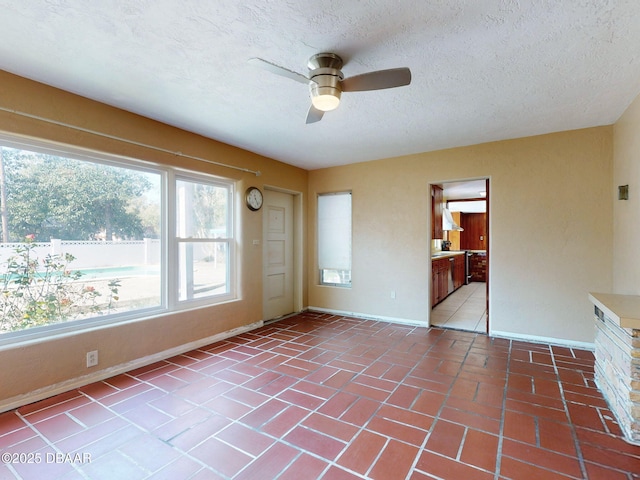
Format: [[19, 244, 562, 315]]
[[431, 251, 466, 259], [432, 250, 487, 259], [589, 292, 640, 330]]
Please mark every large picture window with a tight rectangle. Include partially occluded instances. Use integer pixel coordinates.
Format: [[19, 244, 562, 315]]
[[0, 137, 234, 342], [317, 192, 352, 286]]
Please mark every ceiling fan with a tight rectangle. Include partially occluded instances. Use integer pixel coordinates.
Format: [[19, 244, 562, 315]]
[[249, 53, 411, 124]]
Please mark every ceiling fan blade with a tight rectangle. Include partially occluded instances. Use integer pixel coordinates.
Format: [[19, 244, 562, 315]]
[[248, 58, 309, 84], [306, 104, 324, 124], [341, 67, 411, 92]]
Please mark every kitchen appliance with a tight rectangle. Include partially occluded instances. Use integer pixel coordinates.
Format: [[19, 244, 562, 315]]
[[465, 251, 472, 285], [442, 208, 463, 231]]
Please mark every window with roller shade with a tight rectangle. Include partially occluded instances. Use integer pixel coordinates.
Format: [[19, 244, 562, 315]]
[[317, 192, 351, 286]]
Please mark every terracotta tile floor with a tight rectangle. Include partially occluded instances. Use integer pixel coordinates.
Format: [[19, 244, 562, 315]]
[[1, 312, 639, 479]]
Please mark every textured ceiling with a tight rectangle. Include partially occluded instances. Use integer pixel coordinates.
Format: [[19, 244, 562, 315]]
[[0, 1, 639, 170]]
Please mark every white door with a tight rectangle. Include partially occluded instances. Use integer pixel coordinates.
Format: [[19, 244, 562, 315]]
[[263, 190, 294, 320]]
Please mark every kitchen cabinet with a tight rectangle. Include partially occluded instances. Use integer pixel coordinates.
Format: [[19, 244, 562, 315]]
[[453, 254, 465, 289], [432, 257, 449, 305], [432, 253, 466, 307], [460, 213, 486, 250], [431, 185, 443, 240], [431, 265, 438, 306]]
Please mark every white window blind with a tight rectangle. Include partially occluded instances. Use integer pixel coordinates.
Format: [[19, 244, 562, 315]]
[[318, 192, 352, 271]]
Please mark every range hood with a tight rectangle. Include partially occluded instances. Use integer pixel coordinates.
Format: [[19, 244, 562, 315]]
[[443, 207, 463, 231]]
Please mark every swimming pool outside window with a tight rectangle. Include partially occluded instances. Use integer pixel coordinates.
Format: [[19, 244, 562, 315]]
[[0, 136, 235, 342]]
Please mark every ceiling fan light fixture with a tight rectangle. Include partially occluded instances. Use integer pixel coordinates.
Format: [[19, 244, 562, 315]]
[[311, 90, 341, 111], [309, 77, 342, 111]]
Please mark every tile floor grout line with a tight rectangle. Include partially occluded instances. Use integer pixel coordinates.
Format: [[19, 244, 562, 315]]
[[493, 336, 512, 480], [364, 326, 455, 478], [2, 461, 20, 480], [4, 314, 637, 479], [15, 391, 92, 421], [72, 385, 209, 477], [147, 325, 333, 479], [269, 450, 320, 480], [263, 318, 446, 479], [224, 318, 391, 479], [361, 436, 392, 479], [14, 405, 97, 480], [533, 416, 540, 448], [456, 426, 469, 462], [353, 323, 446, 480], [498, 345, 599, 480], [160, 445, 229, 480], [406, 329, 489, 479], [551, 345, 589, 480], [237, 324, 394, 479], [317, 322, 432, 479]]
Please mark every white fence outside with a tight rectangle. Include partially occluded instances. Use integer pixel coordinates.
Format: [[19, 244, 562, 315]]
[[0, 239, 161, 269]]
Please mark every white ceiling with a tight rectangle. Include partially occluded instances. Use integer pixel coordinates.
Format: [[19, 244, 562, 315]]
[[442, 180, 487, 200], [1, 1, 639, 171]]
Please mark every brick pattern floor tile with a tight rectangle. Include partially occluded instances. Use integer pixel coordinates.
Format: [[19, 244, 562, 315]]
[[1, 311, 639, 479]]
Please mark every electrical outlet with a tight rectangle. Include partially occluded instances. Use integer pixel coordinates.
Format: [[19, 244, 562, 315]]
[[86, 350, 98, 368], [391, 291, 396, 299]]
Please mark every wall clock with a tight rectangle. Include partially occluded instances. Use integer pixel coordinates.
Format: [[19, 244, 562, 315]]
[[245, 186, 263, 211]]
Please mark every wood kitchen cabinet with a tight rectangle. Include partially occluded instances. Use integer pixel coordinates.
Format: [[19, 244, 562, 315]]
[[453, 254, 465, 289], [432, 253, 466, 307], [431, 257, 448, 305], [431, 184, 443, 240], [431, 264, 439, 306], [460, 212, 486, 250]]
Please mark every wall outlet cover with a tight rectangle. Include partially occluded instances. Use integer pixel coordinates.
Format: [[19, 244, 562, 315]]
[[86, 350, 98, 368]]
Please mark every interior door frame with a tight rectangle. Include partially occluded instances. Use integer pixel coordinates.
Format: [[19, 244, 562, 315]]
[[428, 177, 491, 333], [262, 186, 304, 320], [484, 178, 490, 333]]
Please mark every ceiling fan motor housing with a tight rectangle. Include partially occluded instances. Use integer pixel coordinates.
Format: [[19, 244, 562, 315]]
[[308, 53, 344, 111]]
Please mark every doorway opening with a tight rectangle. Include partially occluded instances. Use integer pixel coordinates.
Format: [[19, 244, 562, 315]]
[[429, 178, 489, 333]]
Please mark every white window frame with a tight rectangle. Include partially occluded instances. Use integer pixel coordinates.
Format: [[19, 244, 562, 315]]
[[0, 133, 237, 345], [170, 171, 235, 307]]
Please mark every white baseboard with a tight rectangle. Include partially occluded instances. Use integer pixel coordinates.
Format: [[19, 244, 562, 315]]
[[3, 316, 596, 414], [490, 329, 595, 351], [307, 306, 428, 328], [0, 321, 263, 414], [307, 307, 595, 351]]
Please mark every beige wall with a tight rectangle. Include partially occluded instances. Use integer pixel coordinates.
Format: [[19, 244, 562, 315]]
[[613, 93, 640, 294], [308, 127, 613, 345], [0, 67, 629, 408], [0, 71, 308, 408]]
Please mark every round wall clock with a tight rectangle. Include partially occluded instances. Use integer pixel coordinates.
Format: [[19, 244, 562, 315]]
[[245, 186, 263, 211]]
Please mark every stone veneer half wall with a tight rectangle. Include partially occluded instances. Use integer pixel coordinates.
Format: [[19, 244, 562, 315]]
[[590, 293, 640, 445]]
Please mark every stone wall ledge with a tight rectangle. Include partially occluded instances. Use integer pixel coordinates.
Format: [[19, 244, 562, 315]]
[[589, 292, 640, 330]]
